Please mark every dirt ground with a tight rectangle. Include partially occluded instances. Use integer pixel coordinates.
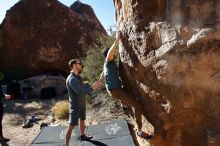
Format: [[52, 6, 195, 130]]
[[1, 96, 151, 146]]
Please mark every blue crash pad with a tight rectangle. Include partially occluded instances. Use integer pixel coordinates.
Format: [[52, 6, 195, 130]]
[[30, 119, 135, 146]]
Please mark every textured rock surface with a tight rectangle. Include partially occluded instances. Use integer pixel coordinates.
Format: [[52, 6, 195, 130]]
[[115, 0, 220, 145], [0, 0, 106, 79], [19, 75, 66, 98]]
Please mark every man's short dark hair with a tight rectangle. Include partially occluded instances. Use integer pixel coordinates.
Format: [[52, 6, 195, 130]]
[[102, 48, 110, 58], [69, 59, 80, 69]]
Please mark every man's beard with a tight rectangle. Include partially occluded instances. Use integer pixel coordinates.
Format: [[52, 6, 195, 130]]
[[78, 67, 83, 74]]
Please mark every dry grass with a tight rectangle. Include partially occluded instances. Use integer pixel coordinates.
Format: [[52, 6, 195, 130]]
[[52, 100, 69, 120]]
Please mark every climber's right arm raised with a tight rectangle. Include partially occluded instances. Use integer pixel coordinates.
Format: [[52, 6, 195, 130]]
[[105, 33, 121, 62]]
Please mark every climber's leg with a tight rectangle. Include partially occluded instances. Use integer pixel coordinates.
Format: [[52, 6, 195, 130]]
[[109, 88, 143, 130]]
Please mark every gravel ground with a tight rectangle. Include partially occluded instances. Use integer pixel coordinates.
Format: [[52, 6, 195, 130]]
[[1, 95, 152, 146]]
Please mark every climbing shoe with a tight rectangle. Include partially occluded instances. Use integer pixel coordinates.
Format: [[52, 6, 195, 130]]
[[0, 137, 10, 143], [80, 135, 93, 141], [137, 131, 152, 140]]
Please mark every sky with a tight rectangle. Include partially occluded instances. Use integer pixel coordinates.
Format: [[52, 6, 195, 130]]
[[0, 0, 116, 33]]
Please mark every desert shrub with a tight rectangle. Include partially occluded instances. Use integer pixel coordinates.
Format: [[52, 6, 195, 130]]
[[107, 25, 116, 37], [52, 100, 69, 120], [82, 35, 114, 83]]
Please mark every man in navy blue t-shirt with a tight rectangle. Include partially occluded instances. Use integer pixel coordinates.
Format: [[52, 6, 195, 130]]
[[65, 59, 101, 146]]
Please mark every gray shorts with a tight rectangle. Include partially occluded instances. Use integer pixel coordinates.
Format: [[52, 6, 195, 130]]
[[69, 96, 86, 126], [69, 107, 86, 126]]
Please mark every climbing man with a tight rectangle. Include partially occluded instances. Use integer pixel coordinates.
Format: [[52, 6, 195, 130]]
[[99, 32, 152, 140], [65, 59, 101, 146]]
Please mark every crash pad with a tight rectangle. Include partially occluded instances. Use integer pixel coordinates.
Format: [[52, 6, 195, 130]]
[[30, 119, 135, 146]]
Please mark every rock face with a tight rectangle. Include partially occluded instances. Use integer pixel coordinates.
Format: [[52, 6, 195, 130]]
[[115, 0, 220, 145], [0, 0, 106, 80], [19, 75, 66, 98]]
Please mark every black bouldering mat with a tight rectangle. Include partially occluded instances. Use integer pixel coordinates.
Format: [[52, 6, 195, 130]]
[[30, 119, 135, 146], [30, 125, 80, 146]]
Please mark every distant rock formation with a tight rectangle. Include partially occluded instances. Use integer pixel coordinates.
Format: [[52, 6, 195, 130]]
[[0, 0, 106, 80], [115, 0, 220, 145], [19, 75, 66, 98]]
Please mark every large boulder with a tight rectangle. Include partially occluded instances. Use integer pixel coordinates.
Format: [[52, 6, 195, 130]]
[[115, 0, 220, 145], [19, 75, 66, 98], [0, 0, 106, 80]]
